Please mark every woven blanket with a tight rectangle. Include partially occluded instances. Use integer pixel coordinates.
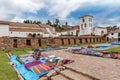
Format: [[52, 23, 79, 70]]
[[33, 63, 51, 74], [24, 61, 42, 69]]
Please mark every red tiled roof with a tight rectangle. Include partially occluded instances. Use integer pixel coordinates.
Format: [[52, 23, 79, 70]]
[[94, 26, 106, 29], [0, 21, 9, 25], [0, 20, 54, 33], [109, 29, 120, 33], [9, 28, 42, 32]]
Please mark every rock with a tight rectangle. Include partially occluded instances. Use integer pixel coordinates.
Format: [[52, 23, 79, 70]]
[[46, 70, 57, 78], [54, 68, 61, 73], [58, 66, 66, 71]]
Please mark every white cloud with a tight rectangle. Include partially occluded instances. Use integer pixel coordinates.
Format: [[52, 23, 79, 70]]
[[95, 16, 120, 27], [0, 0, 45, 20], [0, 0, 120, 26]]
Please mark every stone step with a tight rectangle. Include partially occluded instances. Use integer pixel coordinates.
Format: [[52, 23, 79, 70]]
[[60, 69, 93, 80], [51, 74, 69, 80]]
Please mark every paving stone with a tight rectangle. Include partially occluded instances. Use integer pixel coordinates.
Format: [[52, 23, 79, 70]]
[[43, 49, 120, 80], [54, 68, 61, 73], [39, 76, 48, 80], [60, 69, 92, 80], [58, 66, 66, 71], [51, 74, 69, 80], [46, 70, 57, 78]]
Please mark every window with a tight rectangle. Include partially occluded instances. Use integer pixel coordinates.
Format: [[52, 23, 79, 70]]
[[26, 40, 31, 46], [82, 18, 85, 22], [89, 18, 91, 22], [81, 26, 83, 30], [84, 23, 87, 27], [118, 33, 120, 36], [81, 24, 83, 27], [111, 33, 114, 35], [91, 18, 92, 22]]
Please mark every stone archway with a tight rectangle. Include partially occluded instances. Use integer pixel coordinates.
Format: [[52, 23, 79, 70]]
[[13, 39, 17, 48], [33, 33, 36, 38], [107, 37, 109, 41], [27, 33, 32, 38]]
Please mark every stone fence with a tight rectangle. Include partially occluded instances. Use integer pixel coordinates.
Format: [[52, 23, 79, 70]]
[[0, 36, 105, 50]]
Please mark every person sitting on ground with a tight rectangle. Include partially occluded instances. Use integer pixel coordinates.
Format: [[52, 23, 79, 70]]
[[32, 49, 41, 61]]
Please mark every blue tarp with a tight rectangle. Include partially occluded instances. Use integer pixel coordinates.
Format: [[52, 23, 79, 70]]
[[111, 41, 120, 45], [10, 55, 49, 80], [99, 43, 112, 47]]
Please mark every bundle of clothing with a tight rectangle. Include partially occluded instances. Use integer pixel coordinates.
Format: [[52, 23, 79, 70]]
[[69, 47, 120, 59]]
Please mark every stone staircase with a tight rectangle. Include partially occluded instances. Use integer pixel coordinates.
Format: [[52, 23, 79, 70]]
[[39, 66, 99, 80]]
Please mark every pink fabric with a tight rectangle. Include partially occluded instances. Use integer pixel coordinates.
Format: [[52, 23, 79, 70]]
[[24, 61, 42, 69]]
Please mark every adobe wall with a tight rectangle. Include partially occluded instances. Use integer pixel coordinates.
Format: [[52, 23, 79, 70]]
[[0, 36, 105, 50]]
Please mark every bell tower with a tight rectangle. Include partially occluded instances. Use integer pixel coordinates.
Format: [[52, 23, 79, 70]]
[[79, 15, 93, 36]]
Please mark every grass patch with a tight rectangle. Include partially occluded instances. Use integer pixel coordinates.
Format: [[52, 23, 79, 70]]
[[0, 51, 18, 80], [105, 46, 120, 52], [63, 42, 107, 47], [11, 48, 33, 55]]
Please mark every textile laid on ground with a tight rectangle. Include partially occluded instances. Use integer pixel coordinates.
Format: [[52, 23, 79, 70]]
[[33, 63, 51, 74], [10, 55, 39, 80], [24, 61, 42, 69], [11, 52, 74, 80], [68, 45, 120, 59], [111, 41, 120, 45]]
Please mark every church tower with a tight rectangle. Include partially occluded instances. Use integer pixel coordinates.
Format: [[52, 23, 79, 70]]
[[79, 15, 93, 36]]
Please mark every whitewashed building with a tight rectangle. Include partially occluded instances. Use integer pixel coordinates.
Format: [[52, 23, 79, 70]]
[[56, 26, 79, 36], [79, 15, 93, 36], [93, 26, 107, 36], [0, 21, 58, 38], [106, 30, 120, 41]]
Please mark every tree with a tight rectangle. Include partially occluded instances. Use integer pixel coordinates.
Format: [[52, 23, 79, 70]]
[[46, 20, 52, 26], [23, 20, 42, 24], [55, 19, 60, 27], [65, 21, 68, 27], [36, 21, 41, 24]]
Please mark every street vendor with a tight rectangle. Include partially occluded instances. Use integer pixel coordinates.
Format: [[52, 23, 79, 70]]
[[32, 49, 41, 60]]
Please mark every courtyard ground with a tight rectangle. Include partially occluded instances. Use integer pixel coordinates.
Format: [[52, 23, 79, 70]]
[[0, 45, 120, 80], [42, 48, 120, 80]]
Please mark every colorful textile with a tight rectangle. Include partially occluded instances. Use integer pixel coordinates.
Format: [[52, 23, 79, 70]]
[[24, 61, 42, 69], [63, 59, 74, 64], [33, 63, 51, 74], [80, 48, 88, 54]]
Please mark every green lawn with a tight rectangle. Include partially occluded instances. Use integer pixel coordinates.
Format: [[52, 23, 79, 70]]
[[11, 48, 33, 55], [105, 46, 120, 52], [0, 48, 33, 80], [0, 51, 18, 80]]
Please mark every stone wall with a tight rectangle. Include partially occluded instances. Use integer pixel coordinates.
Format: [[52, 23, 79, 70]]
[[0, 36, 105, 50]]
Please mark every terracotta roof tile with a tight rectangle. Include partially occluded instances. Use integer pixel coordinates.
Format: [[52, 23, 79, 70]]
[[0, 21, 9, 25], [9, 28, 42, 32], [109, 29, 120, 33]]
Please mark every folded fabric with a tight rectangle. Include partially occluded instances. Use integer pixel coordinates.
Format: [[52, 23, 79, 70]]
[[24, 61, 42, 69], [33, 63, 51, 74], [63, 59, 74, 64]]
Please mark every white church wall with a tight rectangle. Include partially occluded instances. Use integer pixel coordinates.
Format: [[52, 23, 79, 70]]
[[0, 25, 9, 37]]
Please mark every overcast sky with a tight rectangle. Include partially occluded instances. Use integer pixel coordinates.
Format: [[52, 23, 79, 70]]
[[0, 0, 120, 27]]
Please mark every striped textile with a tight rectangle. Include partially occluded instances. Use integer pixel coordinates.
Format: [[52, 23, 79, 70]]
[[33, 63, 51, 74]]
